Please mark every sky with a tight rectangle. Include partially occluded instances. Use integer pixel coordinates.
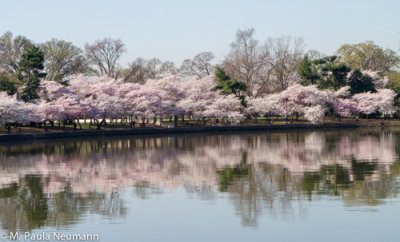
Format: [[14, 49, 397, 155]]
[[0, 0, 399, 66]]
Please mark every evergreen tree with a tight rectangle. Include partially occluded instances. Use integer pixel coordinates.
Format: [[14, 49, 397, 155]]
[[17, 46, 46, 102], [214, 67, 247, 106], [314, 56, 351, 90], [298, 55, 319, 85], [348, 70, 376, 95], [0, 74, 17, 95]]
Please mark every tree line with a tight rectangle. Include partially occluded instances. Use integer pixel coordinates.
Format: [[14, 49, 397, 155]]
[[0, 28, 400, 129]]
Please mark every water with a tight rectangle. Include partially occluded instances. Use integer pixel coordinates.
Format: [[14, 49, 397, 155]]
[[0, 128, 400, 241]]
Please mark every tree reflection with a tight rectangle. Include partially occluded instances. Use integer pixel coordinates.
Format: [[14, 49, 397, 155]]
[[0, 175, 126, 232], [22, 175, 48, 229], [0, 128, 399, 228], [217, 152, 249, 192]]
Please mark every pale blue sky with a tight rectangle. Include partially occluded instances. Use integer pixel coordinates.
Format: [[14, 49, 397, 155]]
[[0, 0, 399, 66]]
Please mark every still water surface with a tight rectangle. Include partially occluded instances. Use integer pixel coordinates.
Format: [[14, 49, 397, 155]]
[[0, 128, 400, 241]]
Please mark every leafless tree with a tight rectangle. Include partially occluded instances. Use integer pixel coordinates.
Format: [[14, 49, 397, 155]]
[[120, 58, 147, 83], [84, 38, 126, 78], [146, 58, 163, 79], [223, 28, 272, 97], [121, 57, 177, 83], [267, 36, 304, 91], [160, 61, 177, 74], [223, 28, 304, 96], [179, 51, 215, 78], [306, 49, 325, 60], [0, 31, 33, 74]]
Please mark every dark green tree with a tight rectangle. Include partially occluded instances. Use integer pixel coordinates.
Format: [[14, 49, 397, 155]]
[[313, 56, 351, 90], [214, 67, 247, 106], [17, 46, 46, 102], [0, 74, 17, 95], [387, 71, 400, 106], [348, 70, 376, 95], [298, 55, 319, 85]]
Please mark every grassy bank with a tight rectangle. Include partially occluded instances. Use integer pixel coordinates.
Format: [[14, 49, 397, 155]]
[[0, 118, 398, 143], [0, 117, 393, 135]]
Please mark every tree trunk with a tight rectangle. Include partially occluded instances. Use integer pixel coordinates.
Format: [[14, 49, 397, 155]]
[[95, 119, 101, 130], [141, 117, 146, 127], [76, 119, 82, 130]]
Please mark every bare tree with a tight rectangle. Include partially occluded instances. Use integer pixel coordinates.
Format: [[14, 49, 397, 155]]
[[84, 38, 126, 78], [146, 58, 163, 79], [306, 49, 325, 60], [121, 57, 177, 83], [160, 61, 177, 74], [121, 58, 147, 83], [223, 28, 304, 96], [223, 28, 271, 97], [267, 36, 304, 91], [0, 31, 33, 74], [179, 51, 215, 78]]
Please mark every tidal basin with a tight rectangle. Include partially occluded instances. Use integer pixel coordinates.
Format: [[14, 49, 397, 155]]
[[0, 128, 399, 241]]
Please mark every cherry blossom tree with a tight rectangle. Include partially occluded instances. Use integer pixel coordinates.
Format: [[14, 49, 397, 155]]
[[352, 92, 378, 117], [304, 105, 325, 124], [69, 74, 126, 128], [333, 98, 358, 118], [36, 101, 65, 127], [247, 84, 341, 123], [204, 94, 244, 122], [121, 83, 162, 124], [274, 84, 332, 123], [38, 80, 73, 101], [0, 92, 41, 126], [247, 96, 281, 118], [352, 89, 395, 117], [38, 79, 91, 129], [179, 75, 215, 119], [180, 75, 244, 124], [375, 89, 396, 115], [145, 74, 185, 125]]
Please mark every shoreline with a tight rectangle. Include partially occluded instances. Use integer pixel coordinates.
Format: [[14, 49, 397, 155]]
[[0, 121, 396, 143]]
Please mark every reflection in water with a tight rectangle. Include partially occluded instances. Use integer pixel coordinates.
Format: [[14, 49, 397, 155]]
[[0, 128, 399, 230], [0, 175, 126, 232]]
